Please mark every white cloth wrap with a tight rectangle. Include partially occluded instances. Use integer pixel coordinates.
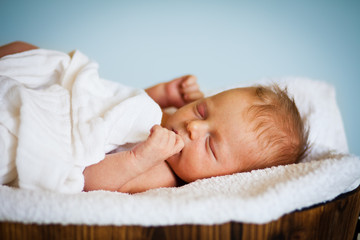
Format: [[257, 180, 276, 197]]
[[0, 49, 162, 193]]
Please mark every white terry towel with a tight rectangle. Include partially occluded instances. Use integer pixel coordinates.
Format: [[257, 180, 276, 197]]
[[0, 49, 162, 193]]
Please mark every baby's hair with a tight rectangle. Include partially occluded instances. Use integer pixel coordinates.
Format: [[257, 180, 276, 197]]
[[247, 83, 310, 169]]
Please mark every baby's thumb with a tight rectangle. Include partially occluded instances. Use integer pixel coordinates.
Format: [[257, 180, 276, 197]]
[[173, 134, 184, 154]]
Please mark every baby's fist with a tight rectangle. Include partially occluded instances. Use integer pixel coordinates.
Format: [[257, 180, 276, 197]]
[[180, 75, 204, 103], [131, 125, 184, 167], [166, 75, 204, 108]]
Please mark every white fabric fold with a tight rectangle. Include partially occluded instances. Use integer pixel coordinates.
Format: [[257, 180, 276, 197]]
[[0, 49, 162, 193]]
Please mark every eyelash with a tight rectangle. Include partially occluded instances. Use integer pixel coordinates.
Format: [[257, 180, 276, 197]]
[[196, 102, 216, 159], [207, 137, 217, 159]]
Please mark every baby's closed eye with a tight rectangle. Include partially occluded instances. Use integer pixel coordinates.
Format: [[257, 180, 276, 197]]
[[196, 102, 208, 119], [207, 136, 217, 160]]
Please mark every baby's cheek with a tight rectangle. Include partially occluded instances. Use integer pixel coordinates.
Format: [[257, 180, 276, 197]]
[[166, 152, 181, 168]]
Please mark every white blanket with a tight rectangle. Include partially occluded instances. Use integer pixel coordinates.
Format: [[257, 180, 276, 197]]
[[0, 50, 359, 225], [0, 49, 162, 193]]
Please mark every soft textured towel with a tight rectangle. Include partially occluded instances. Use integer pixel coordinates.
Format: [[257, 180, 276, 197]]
[[0, 153, 358, 225], [0, 53, 359, 226], [0, 49, 162, 193]]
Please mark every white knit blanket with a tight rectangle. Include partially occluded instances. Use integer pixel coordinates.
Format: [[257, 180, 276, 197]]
[[0, 50, 359, 225]]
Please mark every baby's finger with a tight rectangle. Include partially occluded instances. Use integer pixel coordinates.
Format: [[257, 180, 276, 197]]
[[180, 83, 200, 94], [181, 75, 197, 87], [184, 91, 204, 102], [174, 134, 184, 152], [149, 124, 162, 136], [149, 125, 170, 145], [165, 129, 177, 145]]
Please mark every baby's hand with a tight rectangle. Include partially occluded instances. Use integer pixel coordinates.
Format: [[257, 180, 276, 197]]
[[131, 125, 184, 170], [165, 75, 204, 108]]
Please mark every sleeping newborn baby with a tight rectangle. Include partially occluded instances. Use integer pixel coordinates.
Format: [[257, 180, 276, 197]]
[[0, 42, 309, 194], [84, 77, 310, 193]]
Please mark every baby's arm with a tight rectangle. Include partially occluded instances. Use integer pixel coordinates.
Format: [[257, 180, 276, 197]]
[[83, 125, 184, 192], [0, 41, 38, 58], [145, 75, 204, 108]]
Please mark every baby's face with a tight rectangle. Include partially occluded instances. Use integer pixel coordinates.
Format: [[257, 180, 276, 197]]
[[164, 87, 260, 182]]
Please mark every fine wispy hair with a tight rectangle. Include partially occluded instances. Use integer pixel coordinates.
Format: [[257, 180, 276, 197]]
[[247, 83, 310, 168]]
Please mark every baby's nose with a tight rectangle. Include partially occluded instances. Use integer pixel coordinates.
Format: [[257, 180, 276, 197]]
[[186, 120, 208, 140]]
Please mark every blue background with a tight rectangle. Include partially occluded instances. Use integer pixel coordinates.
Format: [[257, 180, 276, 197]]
[[1, 0, 359, 155]]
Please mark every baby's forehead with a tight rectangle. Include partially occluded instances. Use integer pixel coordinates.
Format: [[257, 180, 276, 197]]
[[210, 88, 260, 115], [216, 87, 259, 102]]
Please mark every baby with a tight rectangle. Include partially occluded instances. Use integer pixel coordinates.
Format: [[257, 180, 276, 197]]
[[84, 77, 309, 193], [0, 42, 309, 194]]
